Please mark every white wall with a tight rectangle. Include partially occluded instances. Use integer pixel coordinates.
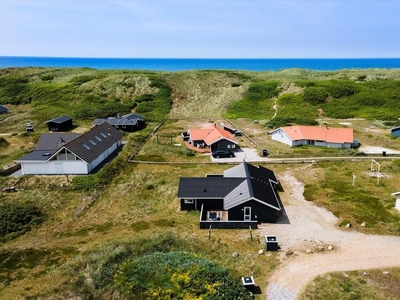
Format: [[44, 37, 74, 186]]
[[88, 141, 119, 172], [327, 142, 351, 149], [20, 161, 88, 175], [271, 129, 293, 146], [20, 140, 121, 175]]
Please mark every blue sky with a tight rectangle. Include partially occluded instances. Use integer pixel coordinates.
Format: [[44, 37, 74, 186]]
[[1, 0, 399, 58]]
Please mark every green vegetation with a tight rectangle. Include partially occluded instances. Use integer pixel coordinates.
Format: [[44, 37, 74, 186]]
[[0, 203, 46, 241], [115, 251, 252, 299], [300, 269, 400, 300], [225, 81, 280, 119], [295, 79, 400, 121], [135, 75, 172, 122], [302, 160, 400, 234], [267, 93, 318, 127], [0, 137, 9, 148], [0, 69, 170, 133], [1, 67, 400, 299], [57, 233, 261, 299]]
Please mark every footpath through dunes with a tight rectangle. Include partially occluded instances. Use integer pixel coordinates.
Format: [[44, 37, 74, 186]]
[[262, 171, 400, 300]]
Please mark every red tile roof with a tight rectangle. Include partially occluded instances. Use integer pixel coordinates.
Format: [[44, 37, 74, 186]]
[[189, 124, 238, 145], [281, 126, 353, 143]]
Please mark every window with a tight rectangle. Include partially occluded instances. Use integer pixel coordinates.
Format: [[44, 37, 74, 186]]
[[184, 199, 194, 204], [100, 132, 107, 138], [232, 144, 236, 148], [227, 145, 231, 148], [122, 125, 126, 129], [89, 139, 96, 145], [82, 143, 91, 150], [95, 136, 102, 142]]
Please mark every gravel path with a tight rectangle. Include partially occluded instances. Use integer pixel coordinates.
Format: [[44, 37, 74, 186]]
[[260, 170, 400, 300]]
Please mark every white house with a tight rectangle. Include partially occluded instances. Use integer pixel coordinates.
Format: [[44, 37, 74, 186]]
[[269, 125, 354, 148], [15, 123, 123, 175]]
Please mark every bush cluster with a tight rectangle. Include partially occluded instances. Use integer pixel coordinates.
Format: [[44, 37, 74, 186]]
[[225, 81, 280, 119], [135, 75, 172, 122], [114, 251, 252, 300], [0, 203, 46, 241]]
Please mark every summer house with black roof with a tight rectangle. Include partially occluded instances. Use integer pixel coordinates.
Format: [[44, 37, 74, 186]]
[[15, 123, 123, 175], [93, 113, 145, 132], [177, 162, 282, 229], [45, 116, 73, 132]]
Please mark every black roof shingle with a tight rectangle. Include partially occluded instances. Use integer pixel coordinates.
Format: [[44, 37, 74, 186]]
[[44, 116, 72, 124], [64, 123, 123, 163]]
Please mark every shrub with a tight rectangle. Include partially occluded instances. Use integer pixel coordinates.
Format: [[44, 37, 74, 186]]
[[0, 75, 30, 104], [114, 251, 252, 300], [0, 136, 10, 148], [302, 87, 328, 105], [0, 203, 46, 241], [225, 81, 279, 119]]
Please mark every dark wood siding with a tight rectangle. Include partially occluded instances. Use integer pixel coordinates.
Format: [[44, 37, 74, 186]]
[[180, 199, 224, 211], [47, 119, 73, 132], [228, 200, 278, 223], [211, 139, 237, 151]]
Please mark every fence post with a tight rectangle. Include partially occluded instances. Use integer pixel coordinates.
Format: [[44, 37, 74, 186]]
[[249, 226, 253, 241]]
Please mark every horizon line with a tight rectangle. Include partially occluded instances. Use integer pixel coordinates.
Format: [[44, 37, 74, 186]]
[[1, 55, 400, 60]]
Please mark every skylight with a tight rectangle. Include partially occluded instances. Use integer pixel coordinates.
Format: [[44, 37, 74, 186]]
[[95, 136, 102, 141], [82, 143, 91, 150], [100, 132, 107, 138], [89, 139, 96, 145]]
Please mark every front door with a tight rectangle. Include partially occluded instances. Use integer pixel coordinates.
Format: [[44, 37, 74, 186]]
[[244, 207, 251, 221]]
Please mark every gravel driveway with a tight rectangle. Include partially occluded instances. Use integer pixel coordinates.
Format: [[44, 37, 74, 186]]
[[260, 168, 400, 300]]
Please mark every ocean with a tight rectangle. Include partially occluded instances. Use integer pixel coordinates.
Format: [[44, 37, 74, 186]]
[[0, 57, 400, 72]]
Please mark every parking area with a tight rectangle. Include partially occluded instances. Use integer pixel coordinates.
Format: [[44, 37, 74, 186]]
[[210, 147, 270, 163]]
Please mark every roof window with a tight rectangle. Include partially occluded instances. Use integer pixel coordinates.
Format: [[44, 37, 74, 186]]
[[100, 132, 107, 138], [89, 139, 96, 145], [95, 136, 102, 141], [82, 143, 91, 150]]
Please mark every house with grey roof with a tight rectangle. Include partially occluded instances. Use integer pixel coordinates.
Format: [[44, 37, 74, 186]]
[[45, 116, 73, 132], [177, 162, 281, 229], [93, 113, 145, 132], [15, 123, 123, 175], [0, 105, 9, 114]]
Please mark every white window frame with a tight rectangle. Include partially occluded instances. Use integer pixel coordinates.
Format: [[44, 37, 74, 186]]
[[184, 199, 194, 204]]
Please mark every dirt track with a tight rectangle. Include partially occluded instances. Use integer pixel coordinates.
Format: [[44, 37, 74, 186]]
[[261, 170, 400, 300]]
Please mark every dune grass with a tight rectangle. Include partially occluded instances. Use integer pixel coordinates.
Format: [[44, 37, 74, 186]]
[[2, 67, 400, 298]]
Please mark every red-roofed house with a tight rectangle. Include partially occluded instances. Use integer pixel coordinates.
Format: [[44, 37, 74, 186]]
[[182, 124, 239, 152], [269, 125, 354, 148]]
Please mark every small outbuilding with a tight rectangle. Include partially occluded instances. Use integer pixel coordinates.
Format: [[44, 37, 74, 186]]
[[45, 116, 73, 132], [0, 105, 9, 114], [392, 192, 400, 211]]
